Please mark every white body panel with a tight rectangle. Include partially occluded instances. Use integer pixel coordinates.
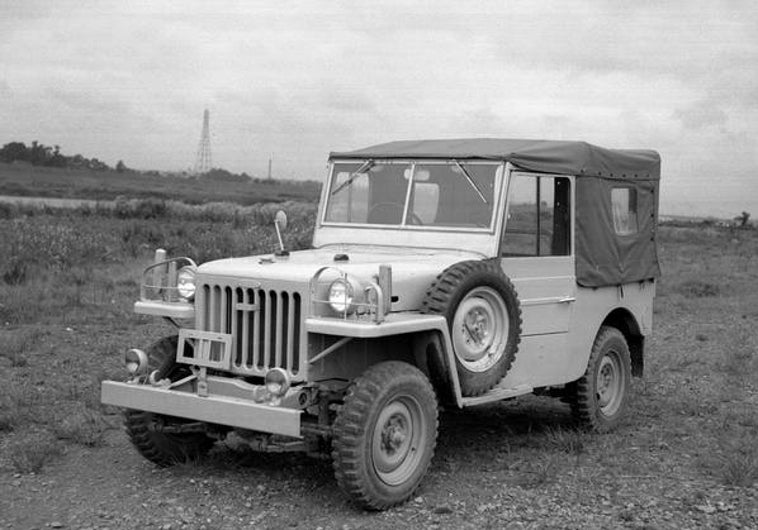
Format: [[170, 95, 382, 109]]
[[499, 282, 653, 391], [198, 246, 482, 312]]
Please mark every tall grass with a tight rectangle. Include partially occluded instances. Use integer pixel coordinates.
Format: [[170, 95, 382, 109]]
[[0, 199, 318, 471]]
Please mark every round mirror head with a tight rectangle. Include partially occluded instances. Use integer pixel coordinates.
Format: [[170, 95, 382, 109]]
[[275, 210, 288, 231]]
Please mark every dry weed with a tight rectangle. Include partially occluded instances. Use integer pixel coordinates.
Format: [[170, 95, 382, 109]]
[[7, 434, 63, 473]]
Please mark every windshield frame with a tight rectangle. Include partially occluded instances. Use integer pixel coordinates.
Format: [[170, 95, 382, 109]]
[[320, 158, 505, 233]]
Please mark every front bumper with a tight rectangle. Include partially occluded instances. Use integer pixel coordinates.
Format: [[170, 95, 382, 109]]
[[101, 381, 302, 438]]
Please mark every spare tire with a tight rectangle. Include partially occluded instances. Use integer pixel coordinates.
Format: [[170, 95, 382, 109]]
[[421, 260, 521, 397]]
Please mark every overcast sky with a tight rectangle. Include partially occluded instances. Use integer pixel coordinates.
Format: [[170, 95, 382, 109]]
[[1, 0, 756, 216]]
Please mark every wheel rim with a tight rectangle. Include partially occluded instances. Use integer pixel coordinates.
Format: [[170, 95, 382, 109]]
[[451, 286, 508, 372], [596, 350, 625, 417], [371, 396, 426, 486]]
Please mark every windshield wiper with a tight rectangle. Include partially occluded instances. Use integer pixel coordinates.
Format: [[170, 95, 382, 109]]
[[330, 159, 375, 196], [453, 159, 488, 204]]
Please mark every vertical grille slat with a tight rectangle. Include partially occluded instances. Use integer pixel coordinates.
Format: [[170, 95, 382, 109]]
[[197, 284, 207, 330], [210, 286, 221, 332], [263, 290, 272, 368], [275, 292, 285, 367], [286, 294, 295, 372], [197, 280, 305, 379], [220, 287, 229, 333], [241, 288, 251, 368], [292, 293, 301, 374], [233, 288, 242, 365]]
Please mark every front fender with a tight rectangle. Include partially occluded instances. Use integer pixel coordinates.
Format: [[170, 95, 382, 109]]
[[305, 313, 463, 406]]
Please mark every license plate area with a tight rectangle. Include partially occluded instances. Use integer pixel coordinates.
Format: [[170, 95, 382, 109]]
[[177, 329, 232, 370]]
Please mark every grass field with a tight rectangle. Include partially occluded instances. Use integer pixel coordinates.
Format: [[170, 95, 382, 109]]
[[0, 162, 321, 205], [0, 203, 756, 527]]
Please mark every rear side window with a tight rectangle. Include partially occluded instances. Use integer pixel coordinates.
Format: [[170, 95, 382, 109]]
[[611, 188, 638, 235]]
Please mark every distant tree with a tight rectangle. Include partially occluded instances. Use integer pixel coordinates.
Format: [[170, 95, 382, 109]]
[[735, 211, 750, 227], [0, 140, 110, 170], [0, 141, 28, 162], [88, 157, 110, 171], [50, 145, 66, 167], [116, 160, 127, 173], [201, 168, 249, 183], [29, 140, 52, 165]]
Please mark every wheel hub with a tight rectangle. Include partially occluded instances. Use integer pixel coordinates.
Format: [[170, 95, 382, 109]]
[[596, 353, 623, 414], [382, 416, 408, 453], [451, 287, 509, 372], [371, 397, 426, 486]]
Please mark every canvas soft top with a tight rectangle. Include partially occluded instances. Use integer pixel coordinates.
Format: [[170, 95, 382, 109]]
[[330, 138, 660, 180], [331, 138, 661, 288]]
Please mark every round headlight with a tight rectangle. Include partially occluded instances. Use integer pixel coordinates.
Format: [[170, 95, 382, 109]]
[[125, 348, 148, 376], [265, 368, 290, 397], [177, 266, 197, 301], [328, 278, 354, 313]]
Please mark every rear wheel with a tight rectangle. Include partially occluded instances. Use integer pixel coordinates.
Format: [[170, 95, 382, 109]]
[[123, 336, 214, 466], [568, 326, 632, 432], [332, 361, 438, 510]]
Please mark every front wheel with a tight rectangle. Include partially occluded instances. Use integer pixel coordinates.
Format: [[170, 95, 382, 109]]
[[123, 336, 214, 466], [567, 326, 632, 432], [331, 361, 439, 510]]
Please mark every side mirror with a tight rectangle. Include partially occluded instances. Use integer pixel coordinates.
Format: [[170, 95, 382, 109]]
[[275, 210, 288, 232], [274, 210, 289, 257]]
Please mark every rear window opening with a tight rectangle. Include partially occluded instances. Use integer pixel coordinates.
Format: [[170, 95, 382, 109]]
[[611, 188, 639, 235]]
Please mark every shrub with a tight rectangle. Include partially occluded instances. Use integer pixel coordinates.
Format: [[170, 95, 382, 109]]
[[0, 202, 17, 219], [542, 426, 586, 456], [53, 407, 108, 447], [673, 279, 720, 298], [719, 436, 758, 487], [7, 434, 63, 473], [1, 328, 41, 366], [0, 396, 20, 432], [2, 257, 28, 285]]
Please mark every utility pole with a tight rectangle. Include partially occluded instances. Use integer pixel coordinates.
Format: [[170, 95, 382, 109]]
[[267, 155, 273, 180]]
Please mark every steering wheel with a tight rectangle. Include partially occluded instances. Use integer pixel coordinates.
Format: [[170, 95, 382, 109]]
[[367, 202, 424, 225]]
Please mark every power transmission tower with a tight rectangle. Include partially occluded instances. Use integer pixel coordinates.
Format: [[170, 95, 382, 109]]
[[194, 109, 212, 174]]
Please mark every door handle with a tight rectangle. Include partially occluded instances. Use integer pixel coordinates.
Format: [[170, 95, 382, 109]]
[[559, 296, 576, 303]]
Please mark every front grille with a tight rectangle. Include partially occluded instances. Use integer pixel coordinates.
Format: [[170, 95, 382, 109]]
[[196, 280, 305, 379]]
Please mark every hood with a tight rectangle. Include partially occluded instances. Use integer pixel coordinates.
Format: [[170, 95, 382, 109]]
[[197, 245, 483, 311]]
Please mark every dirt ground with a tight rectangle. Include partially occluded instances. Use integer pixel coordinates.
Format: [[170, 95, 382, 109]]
[[1, 396, 756, 530], [1, 225, 757, 529]]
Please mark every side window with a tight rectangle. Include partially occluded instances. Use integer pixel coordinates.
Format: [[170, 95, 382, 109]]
[[611, 187, 638, 235], [501, 175, 571, 256]]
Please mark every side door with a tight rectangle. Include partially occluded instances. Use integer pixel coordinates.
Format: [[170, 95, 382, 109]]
[[498, 171, 576, 387]]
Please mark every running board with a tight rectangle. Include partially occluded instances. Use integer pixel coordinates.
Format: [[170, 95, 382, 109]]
[[461, 384, 533, 407]]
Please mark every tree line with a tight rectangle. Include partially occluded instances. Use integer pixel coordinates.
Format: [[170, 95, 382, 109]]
[[0, 140, 112, 171]]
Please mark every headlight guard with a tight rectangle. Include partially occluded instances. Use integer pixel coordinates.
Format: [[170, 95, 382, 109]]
[[310, 266, 389, 322], [177, 266, 197, 301]]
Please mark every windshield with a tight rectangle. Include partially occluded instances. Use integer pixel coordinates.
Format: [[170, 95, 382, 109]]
[[324, 160, 500, 229]]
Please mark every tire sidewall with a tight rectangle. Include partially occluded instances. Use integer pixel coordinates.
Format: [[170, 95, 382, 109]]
[[441, 263, 521, 393], [360, 375, 437, 502], [588, 331, 632, 429], [332, 362, 439, 509]]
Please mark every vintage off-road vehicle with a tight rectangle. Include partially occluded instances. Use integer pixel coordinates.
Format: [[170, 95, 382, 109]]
[[102, 138, 661, 509]]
